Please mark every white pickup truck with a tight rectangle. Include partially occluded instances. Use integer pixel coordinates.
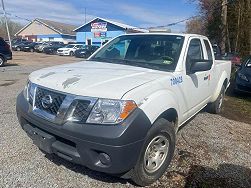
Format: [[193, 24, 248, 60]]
[[16, 33, 231, 186]]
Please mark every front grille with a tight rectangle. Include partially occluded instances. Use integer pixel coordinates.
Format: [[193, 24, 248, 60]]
[[35, 87, 66, 116], [71, 100, 91, 122]]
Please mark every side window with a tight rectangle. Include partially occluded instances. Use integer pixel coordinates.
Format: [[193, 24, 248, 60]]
[[104, 40, 131, 59], [186, 39, 203, 74], [187, 39, 203, 60], [204, 40, 213, 60]]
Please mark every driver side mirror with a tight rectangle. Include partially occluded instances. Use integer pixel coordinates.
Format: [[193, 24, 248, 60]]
[[189, 59, 213, 74]]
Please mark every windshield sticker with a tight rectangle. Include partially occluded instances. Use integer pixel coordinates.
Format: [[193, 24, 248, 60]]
[[163, 60, 173, 64], [171, 76, 183, 86]]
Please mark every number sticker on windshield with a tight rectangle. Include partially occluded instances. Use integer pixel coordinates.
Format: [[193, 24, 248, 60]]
[[171, 76, 183, 86]]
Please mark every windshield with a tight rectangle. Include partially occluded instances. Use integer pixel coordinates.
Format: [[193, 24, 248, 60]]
[[65, 44, 75, 48], [89, 35, 184, 71]]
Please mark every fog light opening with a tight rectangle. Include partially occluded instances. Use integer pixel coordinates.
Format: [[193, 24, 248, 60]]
[[99, 153, 111, 166]]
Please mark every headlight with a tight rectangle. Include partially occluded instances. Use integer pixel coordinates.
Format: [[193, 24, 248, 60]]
[[238, 73, 249, 82], [86, 99, 137, 124], [23, 80, 35, 103]]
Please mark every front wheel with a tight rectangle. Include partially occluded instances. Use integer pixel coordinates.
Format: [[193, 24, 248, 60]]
[[131, 118, 176, 186], [0, 56, 5, 67], [207, 85, 225, 114]]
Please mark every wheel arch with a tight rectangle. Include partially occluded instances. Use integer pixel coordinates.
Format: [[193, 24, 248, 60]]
[[210, 71, 228, 102], [138, 90, 180, 131], [156, 108, 178, 131]]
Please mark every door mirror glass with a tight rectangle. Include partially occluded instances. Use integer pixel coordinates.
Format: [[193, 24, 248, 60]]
[[189, 59, 213, 74]]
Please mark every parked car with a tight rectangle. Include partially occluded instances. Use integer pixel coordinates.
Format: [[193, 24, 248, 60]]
[[0, 37, 12, 67], [34, 42, 48, 52], [35, 41, 64, 53], [12, 41, 32, 51], [21, 42, 41, 52], [234, 55, 251, 94], [16, 33, 232, 186], [222, 52, 241, 65], [57, 44, 83, 56], [74, 45, 99, 58], [12, 38, 27, 45], [43, 44, 65, 55]]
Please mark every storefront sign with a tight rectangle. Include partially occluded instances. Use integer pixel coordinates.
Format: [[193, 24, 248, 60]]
[[94, 32, 107, 38], [91, 22, 107, 32]]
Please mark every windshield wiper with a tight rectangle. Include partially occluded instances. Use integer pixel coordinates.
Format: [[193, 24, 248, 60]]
[[90, 57, 171, 71], [122, 59, 171, 71]]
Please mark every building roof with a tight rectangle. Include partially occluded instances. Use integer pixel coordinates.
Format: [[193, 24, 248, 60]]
[[15, 18, 76, 36], [74, 17, 148, 33]]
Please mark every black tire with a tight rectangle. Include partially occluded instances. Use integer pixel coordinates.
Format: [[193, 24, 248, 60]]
[[131, 118, 176, 186], [0, 56, 5, 67], [207, 85, 225, 114], [70, 51, 74, 56]]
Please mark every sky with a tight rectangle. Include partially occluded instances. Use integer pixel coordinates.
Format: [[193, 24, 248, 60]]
[[2, 0, 198, 32]]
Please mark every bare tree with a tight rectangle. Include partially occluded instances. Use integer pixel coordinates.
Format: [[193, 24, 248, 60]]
[[0, 17, 23, 39], [186, 17, 206, 35]]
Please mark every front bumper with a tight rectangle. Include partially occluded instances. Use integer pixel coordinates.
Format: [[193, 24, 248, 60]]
[[57, 51, 70, 56], [5, 52, 12, 60], [235, 77, 251, 94], [16, 92, 151, 174]]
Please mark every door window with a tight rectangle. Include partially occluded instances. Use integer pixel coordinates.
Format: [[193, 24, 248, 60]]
[[186, 39, 203, 73], [204, 40, 213, 60]]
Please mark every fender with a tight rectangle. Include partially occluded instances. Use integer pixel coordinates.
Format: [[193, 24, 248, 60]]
[[138, 89, 180, 124], [0, 53, 7, 61], [210, 71, 228, 102]]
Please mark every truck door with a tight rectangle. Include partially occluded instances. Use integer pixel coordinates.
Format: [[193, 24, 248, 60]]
[[183, 38, 211, 116]]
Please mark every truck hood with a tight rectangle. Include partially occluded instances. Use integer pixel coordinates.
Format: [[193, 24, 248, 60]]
[[29, 61, 169, 99]]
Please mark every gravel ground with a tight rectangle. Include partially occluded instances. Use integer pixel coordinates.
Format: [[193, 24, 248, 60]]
[[0, 52, 250, 188]]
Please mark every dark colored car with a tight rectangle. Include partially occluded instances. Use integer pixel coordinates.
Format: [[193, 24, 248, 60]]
[[35, 41, 64, 53], [234, 56, 251, 94], [12, 38, 27, 45], [74, 45, 99, 58], [0, 37, 12, 67], [12, 41, 32, 51], [43, 44, 65, 54], [21, 42, 41, 52], [222, 52, 241, 65]]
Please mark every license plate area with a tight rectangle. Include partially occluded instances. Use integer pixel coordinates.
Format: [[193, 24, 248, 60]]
[[23, 124, 56, 154]]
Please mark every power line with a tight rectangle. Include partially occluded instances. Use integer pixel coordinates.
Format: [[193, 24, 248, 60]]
[[0, 0, 237, 31]]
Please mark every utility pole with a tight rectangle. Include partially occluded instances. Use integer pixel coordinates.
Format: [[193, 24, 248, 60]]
[[1, 0, 12, 48], [84, 7, 86, 45], [221, 0, 228, 54]]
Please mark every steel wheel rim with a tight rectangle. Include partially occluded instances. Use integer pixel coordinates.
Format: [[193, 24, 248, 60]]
[[218, 93, 224, 110], [144, 135, 169, 173], [0, 58, 3, 66]]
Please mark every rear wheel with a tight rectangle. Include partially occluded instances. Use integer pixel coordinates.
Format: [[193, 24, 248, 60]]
[[131, 118, 176, 186], [207, 85, 225, 114], [0, 56, 5, 67]]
